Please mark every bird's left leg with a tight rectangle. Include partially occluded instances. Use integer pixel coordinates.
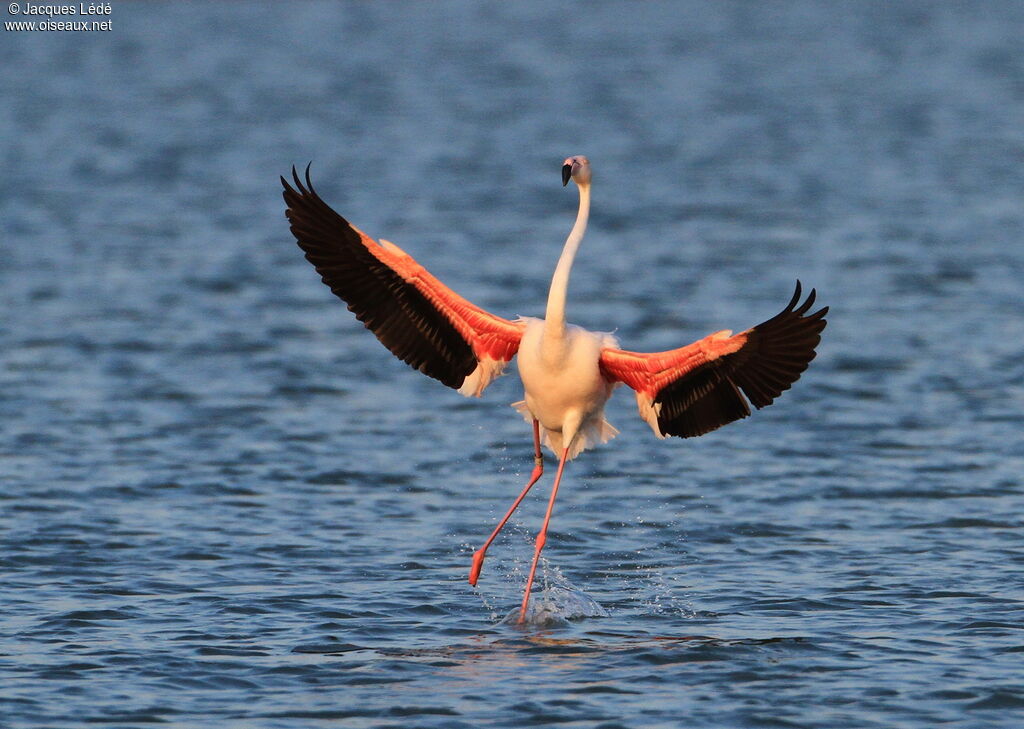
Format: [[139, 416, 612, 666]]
[[518, 446, 570, 624], [469, 419, 544, 586]]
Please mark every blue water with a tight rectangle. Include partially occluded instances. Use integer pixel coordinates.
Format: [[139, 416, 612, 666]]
[[3, 2, 1024, 727]]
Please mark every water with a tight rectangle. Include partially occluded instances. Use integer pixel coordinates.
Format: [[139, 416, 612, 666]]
[[2, 1, 1023, 727]]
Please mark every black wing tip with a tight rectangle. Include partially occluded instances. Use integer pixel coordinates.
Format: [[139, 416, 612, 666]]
[[280, 162, 481, 392], [788, 280, 803, 309], [655, 280, 828, 439], [283, 162, 315, 195], [785, 280, 819, 313]]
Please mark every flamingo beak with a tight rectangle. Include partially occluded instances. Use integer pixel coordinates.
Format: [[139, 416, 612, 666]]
[[562, 163, 572, 187]]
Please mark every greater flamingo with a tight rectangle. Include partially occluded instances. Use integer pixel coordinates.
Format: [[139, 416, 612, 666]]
[[282, 157, 827, 623]]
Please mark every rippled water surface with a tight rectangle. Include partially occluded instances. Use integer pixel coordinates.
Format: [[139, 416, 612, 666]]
[[3, 2, 1024, 727]]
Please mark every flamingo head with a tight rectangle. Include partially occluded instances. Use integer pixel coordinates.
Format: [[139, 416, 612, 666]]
[[562, 155, 591, 187]]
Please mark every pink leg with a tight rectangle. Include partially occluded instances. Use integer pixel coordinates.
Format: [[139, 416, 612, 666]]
[[518, 446, 571, 624], [469, 420, 544, 586]]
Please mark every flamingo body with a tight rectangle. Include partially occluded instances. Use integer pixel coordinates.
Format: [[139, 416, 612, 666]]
[[281, 157, 828, 622], [515, 319, 619, 459]]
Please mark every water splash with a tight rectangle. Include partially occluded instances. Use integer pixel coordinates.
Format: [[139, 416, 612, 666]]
[[499, 585, 609, 626]]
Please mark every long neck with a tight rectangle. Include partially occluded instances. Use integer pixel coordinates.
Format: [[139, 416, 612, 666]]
[[544, 182, 590, 340]]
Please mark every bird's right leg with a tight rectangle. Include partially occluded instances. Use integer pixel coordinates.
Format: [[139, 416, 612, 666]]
[[518, 445, 571, 624], [469, 419, 544, 586]]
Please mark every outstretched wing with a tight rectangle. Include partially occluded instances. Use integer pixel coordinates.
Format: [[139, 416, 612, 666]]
[[599, 282, 827, 438], [282, 165, 524, 396]]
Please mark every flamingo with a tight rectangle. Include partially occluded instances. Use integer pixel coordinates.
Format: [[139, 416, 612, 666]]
[[282, 157, 827, 623]]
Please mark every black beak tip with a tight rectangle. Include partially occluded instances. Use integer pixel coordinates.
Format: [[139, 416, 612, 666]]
[[561, 164, 572, 187]]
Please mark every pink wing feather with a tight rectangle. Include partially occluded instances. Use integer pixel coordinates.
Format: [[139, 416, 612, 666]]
[[282, 165, 524, 395], [600, 283, 828, 438]]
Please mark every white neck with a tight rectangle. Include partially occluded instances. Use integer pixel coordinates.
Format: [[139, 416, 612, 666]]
[[544, 182, 590, 341]]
